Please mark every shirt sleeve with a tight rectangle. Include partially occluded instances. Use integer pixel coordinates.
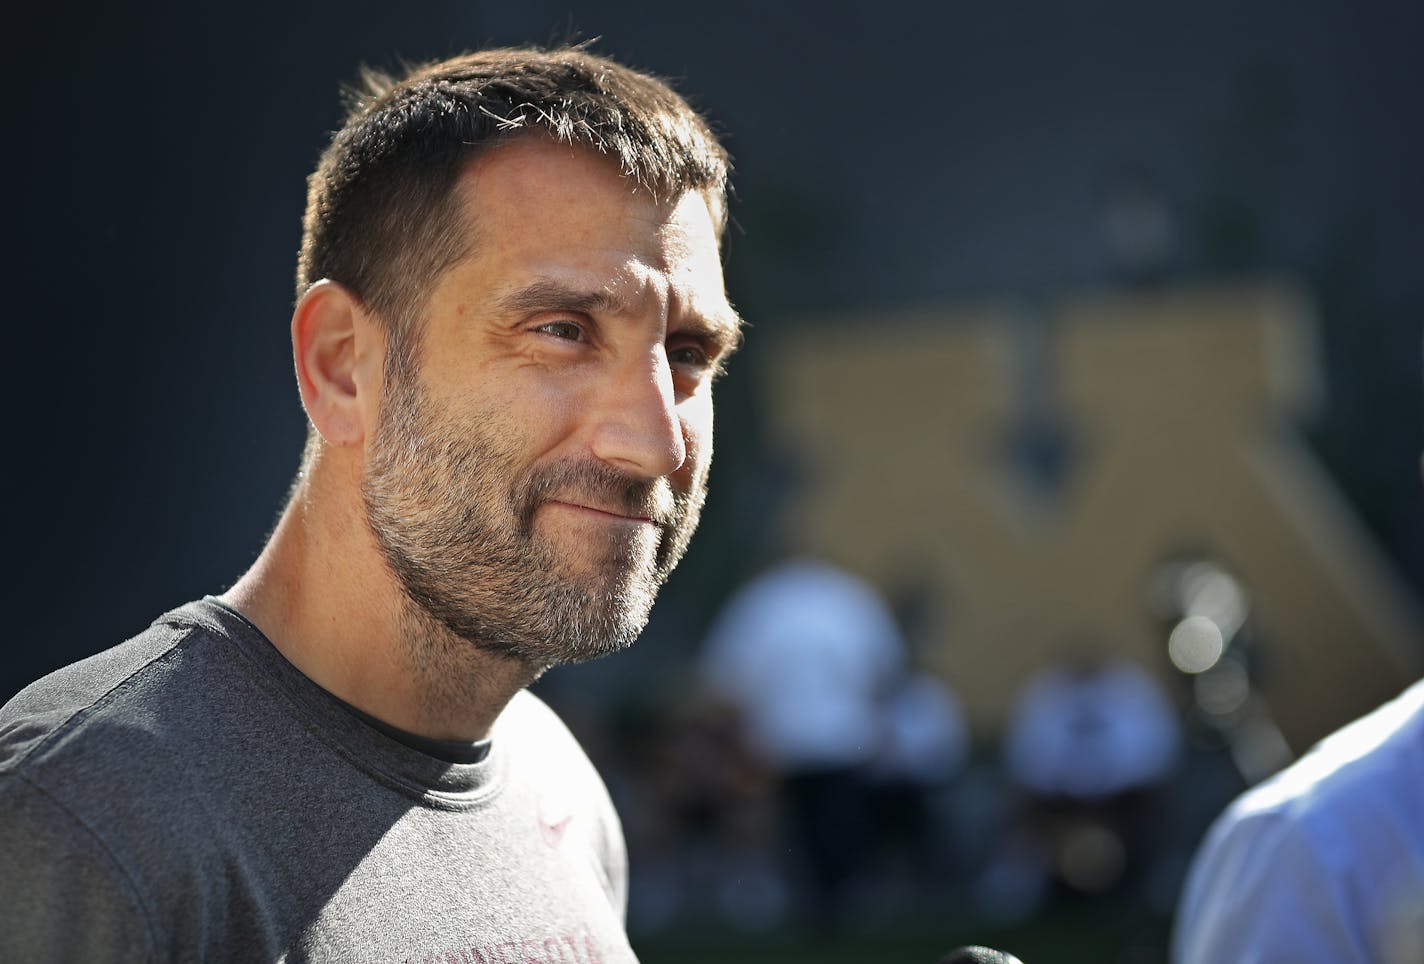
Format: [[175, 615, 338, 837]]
[[1172, 802, 1371, 964], [0, 774, 157, 963]]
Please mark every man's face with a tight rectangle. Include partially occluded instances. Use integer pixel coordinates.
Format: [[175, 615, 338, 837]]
[[361, 137, 738, 667]]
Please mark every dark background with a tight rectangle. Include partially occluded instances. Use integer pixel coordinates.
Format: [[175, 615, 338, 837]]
[[10, 1, 1423, 712]]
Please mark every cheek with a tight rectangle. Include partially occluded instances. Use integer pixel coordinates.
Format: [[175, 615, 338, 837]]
[[535, 384, 585, 438], [679, 401, 714, 480], [481, 369, 586, 451]]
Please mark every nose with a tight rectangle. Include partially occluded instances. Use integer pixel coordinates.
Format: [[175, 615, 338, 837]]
[[589, 347, 687, 478]]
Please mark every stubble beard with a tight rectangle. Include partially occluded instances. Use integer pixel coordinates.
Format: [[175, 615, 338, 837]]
[[360, 372, 706, 671]]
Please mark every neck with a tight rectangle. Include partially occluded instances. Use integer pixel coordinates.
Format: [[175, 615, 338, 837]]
[[221, 447, 541, 742]]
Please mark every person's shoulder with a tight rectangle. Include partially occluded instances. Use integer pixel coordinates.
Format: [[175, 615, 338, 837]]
[[0, 598, 253, 848], [1173, 680, 1424, 964], [1230, 679, 1424, 831], [0, 600, 246, 955], [497, 689, 589, 759], [0, 602, 224, 774], [498, 689, 628, 908], [495, 689, 619, 806], [1193, 679, 1424, 882]]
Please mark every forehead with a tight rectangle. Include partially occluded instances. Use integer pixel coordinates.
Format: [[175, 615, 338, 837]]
[[447, 137, 731, 321]]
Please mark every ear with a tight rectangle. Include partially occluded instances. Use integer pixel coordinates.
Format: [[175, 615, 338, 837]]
[[292, 280, 383, 447]]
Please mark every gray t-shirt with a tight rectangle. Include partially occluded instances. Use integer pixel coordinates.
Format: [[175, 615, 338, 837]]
[[0, 599, 635, 963]]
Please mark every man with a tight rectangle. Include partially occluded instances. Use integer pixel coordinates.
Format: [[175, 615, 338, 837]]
[[0, 47, 739, 962]]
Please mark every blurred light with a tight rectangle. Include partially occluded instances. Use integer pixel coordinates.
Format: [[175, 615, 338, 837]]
[[1193, 659, 1250, 717], [1179, 562, 1249, 641], [1230, 713, 1294, 784], [1168, 614, 1225, 673]]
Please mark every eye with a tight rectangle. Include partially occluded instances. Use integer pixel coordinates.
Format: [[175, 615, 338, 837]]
[[534, 319, 585, 341], [668, 344, 710, 369]]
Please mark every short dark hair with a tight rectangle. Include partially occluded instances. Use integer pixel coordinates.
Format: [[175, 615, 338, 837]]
[[298, 46, 731, 338]]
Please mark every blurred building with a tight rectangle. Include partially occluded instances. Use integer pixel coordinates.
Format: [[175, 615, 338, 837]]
[[761, 281, 1424, 752]]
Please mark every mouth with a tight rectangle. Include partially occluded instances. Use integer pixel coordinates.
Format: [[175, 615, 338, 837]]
[[542, 500, 659, 526]]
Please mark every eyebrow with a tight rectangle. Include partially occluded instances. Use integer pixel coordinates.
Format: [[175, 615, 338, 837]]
[[496, 278, 746, 354], [496, 279, 630, 319]]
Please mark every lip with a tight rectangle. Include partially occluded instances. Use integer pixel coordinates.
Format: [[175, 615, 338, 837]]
[[543, 500, 656, 525]]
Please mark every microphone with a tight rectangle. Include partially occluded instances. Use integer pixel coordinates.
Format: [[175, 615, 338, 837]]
[[937, 947, 1025, 964]]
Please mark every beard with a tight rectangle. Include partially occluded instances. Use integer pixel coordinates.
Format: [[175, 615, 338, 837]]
[[360, 371, 706, 669]]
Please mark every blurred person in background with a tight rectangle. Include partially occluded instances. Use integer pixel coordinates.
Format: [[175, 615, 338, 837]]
[[995, 652, 1181, 910], [0, 46, 738, 962], [700, 557, 907, 926], [867, 657, 970, 907], [866, 577, 970, 911], [619, 686, 784, 934]]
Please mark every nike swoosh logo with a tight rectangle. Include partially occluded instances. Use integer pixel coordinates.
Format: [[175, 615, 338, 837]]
[[540, 814, 573, 847]]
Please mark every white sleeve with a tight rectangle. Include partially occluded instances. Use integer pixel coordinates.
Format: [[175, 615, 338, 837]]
[[1173, 803, 1372, 964]]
